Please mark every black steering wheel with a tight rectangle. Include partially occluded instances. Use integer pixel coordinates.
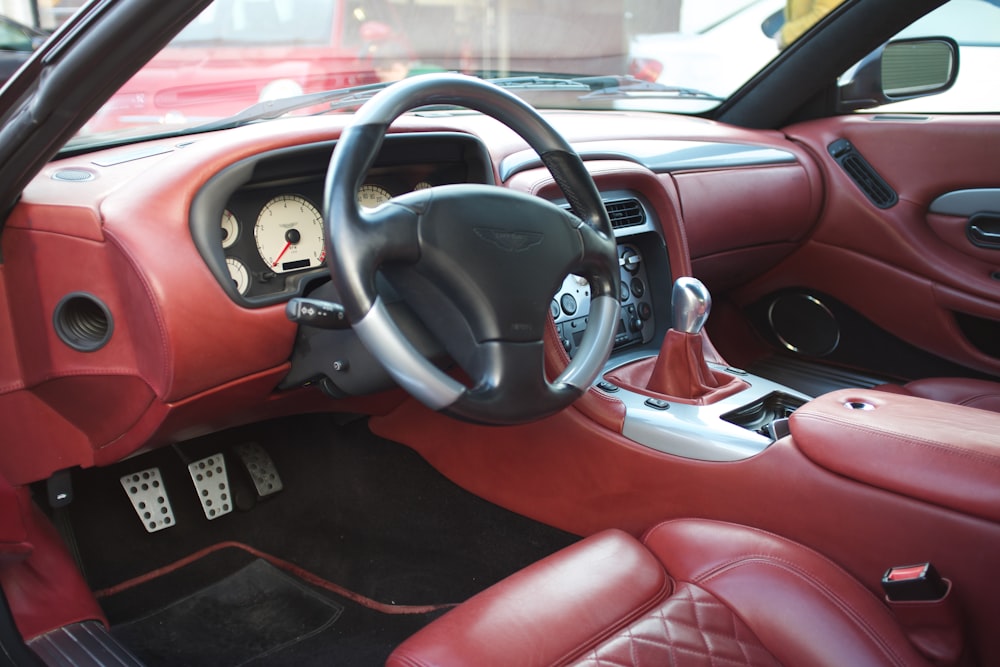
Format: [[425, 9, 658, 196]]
[[324, 73, 620, 425]]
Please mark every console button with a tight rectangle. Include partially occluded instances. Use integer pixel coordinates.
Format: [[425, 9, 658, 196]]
[[630, 277, 645, 298], [560, 293, 578, 316]]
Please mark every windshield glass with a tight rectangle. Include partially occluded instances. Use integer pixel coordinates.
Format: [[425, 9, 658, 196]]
[[62, 0, 818, 149]]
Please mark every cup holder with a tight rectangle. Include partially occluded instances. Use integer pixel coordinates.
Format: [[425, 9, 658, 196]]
[[722, 391, 807, 439]]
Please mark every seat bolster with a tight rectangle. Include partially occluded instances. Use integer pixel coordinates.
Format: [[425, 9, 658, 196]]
[[891, 377, 1000, 412], [387, 529, 668, 667], [644, 519, 932, 667]]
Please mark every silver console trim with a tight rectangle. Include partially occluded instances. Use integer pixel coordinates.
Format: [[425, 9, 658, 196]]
[[601, 351, 813, 462]]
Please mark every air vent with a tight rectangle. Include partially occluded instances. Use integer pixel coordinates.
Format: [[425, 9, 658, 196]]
[[53, 292, 114, 352], [828, 139, 897, 209], [605, 198, 646, 229]]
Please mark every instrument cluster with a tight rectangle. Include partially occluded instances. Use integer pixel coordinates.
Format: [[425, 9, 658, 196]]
[[217, 160, 472, 301]]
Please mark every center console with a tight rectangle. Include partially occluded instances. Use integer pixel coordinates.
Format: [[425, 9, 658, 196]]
[[569, 270, 813, 462], [596, 349, 811, 461]]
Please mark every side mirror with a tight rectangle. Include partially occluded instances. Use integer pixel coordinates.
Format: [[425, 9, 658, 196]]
[[838, 37, 958, 112], [760, 9, 783, 38]]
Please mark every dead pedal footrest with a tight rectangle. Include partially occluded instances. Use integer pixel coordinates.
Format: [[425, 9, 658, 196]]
[[233, 442, 284, 497], [188, 453, 233, 520], [120, 467, 175, 533]]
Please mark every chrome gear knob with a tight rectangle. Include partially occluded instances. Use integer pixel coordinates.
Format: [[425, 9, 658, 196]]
[[671, 277, 711, 334]]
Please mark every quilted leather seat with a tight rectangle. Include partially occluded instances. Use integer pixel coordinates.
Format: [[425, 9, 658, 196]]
[[387, 519, 934, 667]]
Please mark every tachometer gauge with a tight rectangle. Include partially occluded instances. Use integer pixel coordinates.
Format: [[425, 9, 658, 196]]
[[254, 195, 326, 274], [357, 183, 391, 210], [226, 257, 251, 295], [221, 209, 239, 249], [413, 181, 432, 191]]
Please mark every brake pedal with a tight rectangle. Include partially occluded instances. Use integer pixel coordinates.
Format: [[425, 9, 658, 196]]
[[188, 453, 233, 520], [233, 442, 284, 498], [120, 468, 176, 533]]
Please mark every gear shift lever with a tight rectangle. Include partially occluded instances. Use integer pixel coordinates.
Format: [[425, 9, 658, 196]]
[[605, 276, 748, 404], [672, 277, 711, 334]]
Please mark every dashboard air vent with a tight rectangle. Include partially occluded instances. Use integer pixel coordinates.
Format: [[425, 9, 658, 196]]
[[605, 198, 646, 229], [828, 139, 898, 209]]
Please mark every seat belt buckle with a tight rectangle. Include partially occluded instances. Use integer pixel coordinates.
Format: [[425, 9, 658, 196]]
[[881, 562, 949, 602]]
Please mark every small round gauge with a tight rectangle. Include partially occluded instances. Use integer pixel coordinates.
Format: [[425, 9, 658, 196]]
[[254, 195, 326, 274], [226, 257, 251, 295], [413, 181, 432, 191], [357, 183, 391, 210], [221, 209, 239, 249]]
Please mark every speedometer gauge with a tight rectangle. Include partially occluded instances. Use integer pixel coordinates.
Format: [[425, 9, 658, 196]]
[[254, 195, 325, 274], [357, 183, 391, 210]]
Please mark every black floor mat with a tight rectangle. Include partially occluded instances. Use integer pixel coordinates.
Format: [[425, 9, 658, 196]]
[[112, 559, 343, 667]]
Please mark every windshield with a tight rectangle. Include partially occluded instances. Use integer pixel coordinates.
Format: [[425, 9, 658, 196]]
[[59, 0, 815, 149]]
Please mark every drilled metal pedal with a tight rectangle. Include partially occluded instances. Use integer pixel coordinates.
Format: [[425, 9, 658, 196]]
[[120, 467, 175, 533], [233, 442, 284, 497], [188, 453, 233, 520]]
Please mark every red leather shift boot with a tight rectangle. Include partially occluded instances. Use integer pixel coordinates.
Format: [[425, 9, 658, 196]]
[[605, 330, 748, 405]]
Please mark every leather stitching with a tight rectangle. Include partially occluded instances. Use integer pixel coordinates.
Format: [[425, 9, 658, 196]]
[[797, 412, 1000, 469], [571, 584, 781, 667], [696, 557, 908, 667]]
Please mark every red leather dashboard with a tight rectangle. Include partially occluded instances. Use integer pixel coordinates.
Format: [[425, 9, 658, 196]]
[[0, 109, 820, 484]]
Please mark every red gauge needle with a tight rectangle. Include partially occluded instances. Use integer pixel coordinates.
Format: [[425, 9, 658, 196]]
[[271, 241, 292, 267]]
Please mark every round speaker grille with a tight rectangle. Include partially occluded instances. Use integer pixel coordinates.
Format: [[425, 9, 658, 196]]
[[767, 293, 839, 357]]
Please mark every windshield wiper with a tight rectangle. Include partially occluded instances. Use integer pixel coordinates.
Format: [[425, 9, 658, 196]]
[[188, 81, 395, 133], [572, 75, 725, 101]]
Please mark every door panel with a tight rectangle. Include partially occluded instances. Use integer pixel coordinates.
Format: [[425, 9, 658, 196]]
[[731, 114, 1000, 380]]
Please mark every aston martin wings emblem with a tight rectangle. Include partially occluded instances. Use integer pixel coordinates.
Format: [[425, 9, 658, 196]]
[[473, 227, 544, 252]]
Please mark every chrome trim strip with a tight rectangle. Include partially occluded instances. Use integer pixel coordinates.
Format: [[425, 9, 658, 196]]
[[604, 351, 813, 462]]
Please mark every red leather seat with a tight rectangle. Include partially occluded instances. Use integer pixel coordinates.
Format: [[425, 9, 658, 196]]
[[388, 519, 934, 667], [875, 377, 1000, 413]]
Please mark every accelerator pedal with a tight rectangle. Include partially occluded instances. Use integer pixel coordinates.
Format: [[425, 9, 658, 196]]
[[120, 468, 175, 533], [233, 442, 284, 498], [188, 453, 233, 520]]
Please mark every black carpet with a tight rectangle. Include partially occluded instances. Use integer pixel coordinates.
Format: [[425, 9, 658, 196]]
[[59, 414, 578, 664], [112, 559, 343, 666]]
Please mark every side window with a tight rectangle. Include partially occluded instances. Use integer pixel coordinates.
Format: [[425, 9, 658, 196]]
[[862, 0, 1000, 112]]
